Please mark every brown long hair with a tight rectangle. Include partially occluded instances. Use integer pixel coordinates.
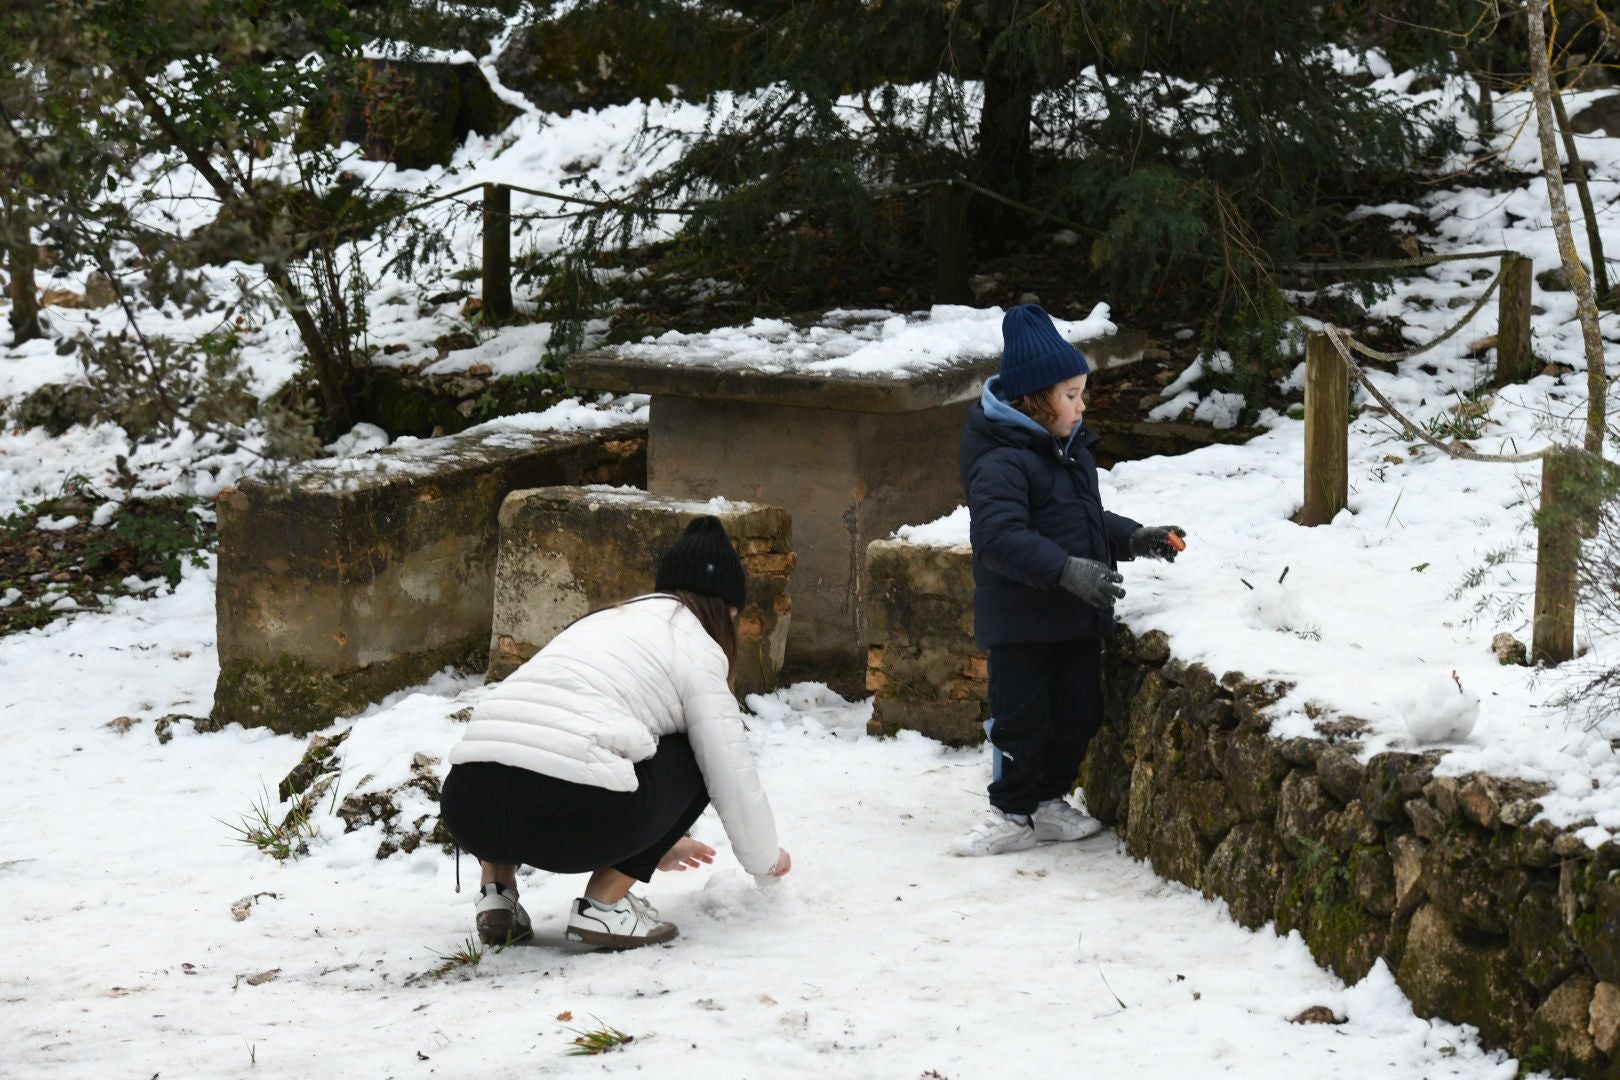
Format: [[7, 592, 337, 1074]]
[[1010, 385, 1061, 427], [567, 591, 741, 688], [668, 589, 740, 687]]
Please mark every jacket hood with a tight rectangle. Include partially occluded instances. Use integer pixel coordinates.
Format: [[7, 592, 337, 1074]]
[[981, 375, 1053, 438]]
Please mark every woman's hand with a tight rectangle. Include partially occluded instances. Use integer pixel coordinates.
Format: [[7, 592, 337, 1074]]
[[768, 848, 792, 877], [658, 835, 717, 873]]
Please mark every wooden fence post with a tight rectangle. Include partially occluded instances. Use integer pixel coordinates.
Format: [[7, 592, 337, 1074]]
[[1494, 252, 1533, 386], [1532, 446, 1602, 665], [1298, 331, 1349, 526], [482, 183, 512, 323], [935, 181, 970, 305]]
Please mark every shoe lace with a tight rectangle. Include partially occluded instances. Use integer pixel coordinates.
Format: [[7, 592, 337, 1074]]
[[624, 892, 660, 922], [968, 811, 1024, 838], [1038, 799, 1085, 823]]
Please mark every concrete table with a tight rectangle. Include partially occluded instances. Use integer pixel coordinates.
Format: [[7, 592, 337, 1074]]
[[565, 306, 1115, 693]]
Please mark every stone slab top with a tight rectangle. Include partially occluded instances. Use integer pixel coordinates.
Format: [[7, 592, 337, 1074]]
[[566, 304, 1118, 414], [502, 484, 784, 524], [229, 402, 647, 502]]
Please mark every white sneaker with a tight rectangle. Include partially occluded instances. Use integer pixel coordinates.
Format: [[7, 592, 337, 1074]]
[[1032, 798, 1104, 843], [565, 892, 678, 949], [952, 809, 1038, 856], [474, 882, 532, 945]]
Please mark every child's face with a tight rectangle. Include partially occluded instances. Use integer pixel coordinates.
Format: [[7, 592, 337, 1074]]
[[1041, 373, 1088, 438]]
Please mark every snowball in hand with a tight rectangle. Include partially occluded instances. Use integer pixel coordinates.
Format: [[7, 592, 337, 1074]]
[[1403, 676, 1481, 743]]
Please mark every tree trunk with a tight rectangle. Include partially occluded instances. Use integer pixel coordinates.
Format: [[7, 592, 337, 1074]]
[[266, 263, 355, 435], [973, 70, 1034, 248], [1526, 0, 1608, 454], [3, 190, 41, 345], [124, 69, 357, 433], [1550, 85, 1608, 305]]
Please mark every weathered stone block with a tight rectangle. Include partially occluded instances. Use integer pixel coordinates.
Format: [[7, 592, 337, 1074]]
[[1398, 903, 1535, 1049], [1423, 827, 1525, 935], [1277, 771, 1335, 857], [1323, 800, 1380, 851], [1204, 823, 1288, 929], [1514, 877, 1582, 993], [1129, 668, 1170, 761], [1316, 746, 1365, 805], [1531, 974, 1599, 1070], [1186, 779, 1242, 845], [1080, 716, 1132, 825], [1575, 873, 1620, 984], [1459, 774, 1505, 829], [1592, 981, 1620, 1056], [1232, 677, 1287, 729], [1391, 834, 1428, 919], [1350, 844, 1397, 917], [629, 387, 975, 692], [486, 487, 791, 697], [869, 698, 985, 746], [1125, 760, 1158, 859], [1149, 804, 1208, 891], [1275, 851, 1386, 984], [1406, 797, 1446, 840], [1223, 727, 1286, 822], [1363, 751, 1435, 823], [214, 420, 646, 733], [1137, 629, 1172, 663], [861, 539, 991, 744]]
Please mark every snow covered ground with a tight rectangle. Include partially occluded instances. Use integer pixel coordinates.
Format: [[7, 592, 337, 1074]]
[[1, 36, 1618, 1080], [1, 571, 1530, 1078]]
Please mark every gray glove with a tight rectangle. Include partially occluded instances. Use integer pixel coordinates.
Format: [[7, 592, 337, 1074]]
[[1129, 525, 1186, 562], [1059, 557, 1126, 610]]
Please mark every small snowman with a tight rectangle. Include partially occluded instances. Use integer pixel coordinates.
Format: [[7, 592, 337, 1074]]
[[1403, 669, 1481, 743]]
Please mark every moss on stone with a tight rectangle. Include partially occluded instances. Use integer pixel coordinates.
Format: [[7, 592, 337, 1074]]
[[1398, 904, 1535, 1050], [1204, 823, 1287, 929], [214, 636, 485, 735]]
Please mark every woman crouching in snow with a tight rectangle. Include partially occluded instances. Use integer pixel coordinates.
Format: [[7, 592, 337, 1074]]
[[438, 516, 791, 950]]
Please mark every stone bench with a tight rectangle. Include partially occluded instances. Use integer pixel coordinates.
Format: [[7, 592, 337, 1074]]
[[564, 305, 1119, 696], [486, 487, 793, 697], [213, 417, 646, 734], [865, 535, 1620, 1079]]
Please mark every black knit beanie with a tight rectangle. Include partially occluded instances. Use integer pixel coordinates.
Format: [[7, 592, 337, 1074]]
[[655, 515, 747, 609]]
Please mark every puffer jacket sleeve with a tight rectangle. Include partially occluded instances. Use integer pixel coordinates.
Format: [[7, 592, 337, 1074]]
[[968, 451, 1071, 588], [1103, 509, 1143, 564], [678, 644, 781, 876]]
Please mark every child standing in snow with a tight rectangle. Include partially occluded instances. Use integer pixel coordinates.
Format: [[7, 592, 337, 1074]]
[[954, 304, 1185, 856], [439, 516, 791, 949]]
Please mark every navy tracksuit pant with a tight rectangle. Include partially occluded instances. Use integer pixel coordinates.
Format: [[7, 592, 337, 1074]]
[[986, 639, 1103, 816]]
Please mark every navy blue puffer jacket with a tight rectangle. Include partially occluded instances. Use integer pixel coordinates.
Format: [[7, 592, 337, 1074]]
[[960, 377, 1141, 648]]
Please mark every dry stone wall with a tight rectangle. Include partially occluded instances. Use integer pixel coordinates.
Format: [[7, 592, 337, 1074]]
[[214, 421, 646, 734], [867, 538, 1620, 1079]]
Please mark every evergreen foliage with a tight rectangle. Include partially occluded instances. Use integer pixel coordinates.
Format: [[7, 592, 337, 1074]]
[[535, 0, 1488, 394], [0, 0, 426, 442]]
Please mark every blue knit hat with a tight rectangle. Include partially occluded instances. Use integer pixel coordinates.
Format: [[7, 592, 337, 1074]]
[[999, 304, 1091, 399]]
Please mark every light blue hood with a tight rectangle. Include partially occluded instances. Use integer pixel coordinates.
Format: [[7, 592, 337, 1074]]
[[980, 375, 1081, 453]]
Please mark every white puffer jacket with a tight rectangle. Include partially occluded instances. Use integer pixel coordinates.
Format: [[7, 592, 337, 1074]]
[[449, 595, 780, 876]]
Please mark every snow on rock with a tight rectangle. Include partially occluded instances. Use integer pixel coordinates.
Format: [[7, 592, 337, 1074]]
[[323, 422, 392, 459], [613, 303, 1117, 379], [891, 504, 970, 547], [1403, 673, 1482, 743]]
